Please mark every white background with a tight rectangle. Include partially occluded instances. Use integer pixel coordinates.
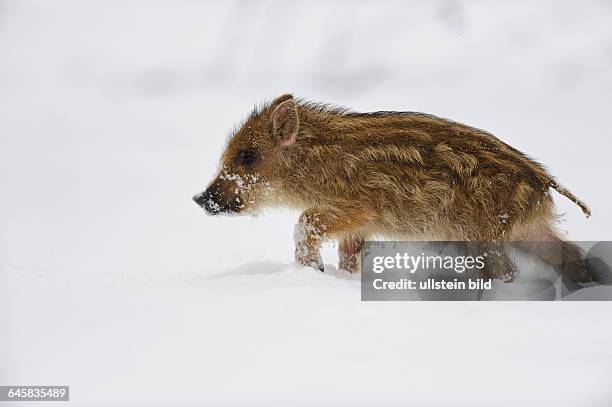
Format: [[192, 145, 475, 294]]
[[1, 1, 611, 406]]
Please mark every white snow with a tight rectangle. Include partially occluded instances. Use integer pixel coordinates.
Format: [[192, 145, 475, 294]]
[[1, 1, 612, 406]]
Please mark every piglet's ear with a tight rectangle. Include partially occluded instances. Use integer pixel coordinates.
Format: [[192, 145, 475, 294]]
[[271, 99, 299, 147], [271, 93, 294, 107]]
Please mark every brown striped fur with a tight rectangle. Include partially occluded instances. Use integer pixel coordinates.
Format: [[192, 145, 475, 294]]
[[194, 94, 592, 282]]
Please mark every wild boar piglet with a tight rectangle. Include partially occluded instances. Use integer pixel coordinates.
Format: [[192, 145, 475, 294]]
[[194, 94, 592, 282]]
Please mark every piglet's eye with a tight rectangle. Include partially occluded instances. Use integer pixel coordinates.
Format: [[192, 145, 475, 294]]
[[238, 149, 258, 166]]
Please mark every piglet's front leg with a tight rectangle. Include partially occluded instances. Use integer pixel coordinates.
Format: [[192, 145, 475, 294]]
[[294, 208, 370, 272], [294, 210, 327, 271], [338, 234, 365, 273]]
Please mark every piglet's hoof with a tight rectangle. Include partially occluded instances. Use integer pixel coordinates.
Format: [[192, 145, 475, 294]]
[[313, 262, 325, 272], [298, 259, 324, 272], [295, 250, 324, 272]]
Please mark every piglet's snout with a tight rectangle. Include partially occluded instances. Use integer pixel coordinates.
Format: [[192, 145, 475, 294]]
[[193, 183, 240, 215], [193, 189, 221, 214]]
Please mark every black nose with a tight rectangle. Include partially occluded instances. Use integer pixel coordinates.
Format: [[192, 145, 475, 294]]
[[193, 190, 223, 214], [193, 193, 206, 206]]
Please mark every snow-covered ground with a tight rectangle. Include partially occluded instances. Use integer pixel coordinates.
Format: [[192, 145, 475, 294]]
[[1, 1, 612, 405]]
